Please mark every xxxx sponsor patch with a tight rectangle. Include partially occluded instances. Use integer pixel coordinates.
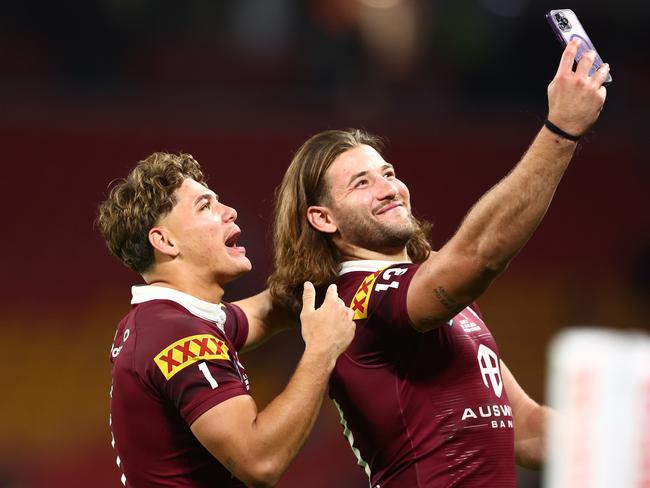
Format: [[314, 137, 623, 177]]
[[349, 271, 381, 320], [154, 334, 230, 380]]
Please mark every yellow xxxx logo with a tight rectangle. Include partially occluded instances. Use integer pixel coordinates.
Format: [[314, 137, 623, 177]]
[[154, 334, 230, 380]]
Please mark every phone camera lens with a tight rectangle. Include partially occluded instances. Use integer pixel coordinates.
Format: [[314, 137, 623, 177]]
[[554, 12, 572, 32]]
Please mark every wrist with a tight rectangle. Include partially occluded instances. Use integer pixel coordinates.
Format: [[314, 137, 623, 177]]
[[302, 344, 338, 372], [543, 119, 581, 142]]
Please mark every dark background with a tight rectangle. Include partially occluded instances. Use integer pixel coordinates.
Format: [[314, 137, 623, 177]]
[[1, 1, 648, 487]]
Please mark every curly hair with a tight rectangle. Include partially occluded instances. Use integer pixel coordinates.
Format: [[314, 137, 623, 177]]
[[96, 152, 206, 274], [268, 129, 432, 316]]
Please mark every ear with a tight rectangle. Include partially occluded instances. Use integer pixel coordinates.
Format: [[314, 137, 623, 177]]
[[306, 205, 338, 234], [148, 227, 180, 258]]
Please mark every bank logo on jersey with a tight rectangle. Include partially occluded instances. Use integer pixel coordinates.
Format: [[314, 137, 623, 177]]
[[349, 271, 382, 319], [477, 344, 503, 398], [155, 334, 230, 380]]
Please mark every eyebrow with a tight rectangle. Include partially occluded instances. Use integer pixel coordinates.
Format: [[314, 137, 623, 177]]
[[346, 163, 395, 187]]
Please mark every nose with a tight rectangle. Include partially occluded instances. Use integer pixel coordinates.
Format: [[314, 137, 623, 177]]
[[375, 176, 398, 201], [219, 203, 237, 223]]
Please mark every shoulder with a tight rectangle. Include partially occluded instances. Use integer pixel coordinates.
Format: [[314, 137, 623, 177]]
[[134, 299, 193, 324], [338, 262, 419, 323], [134, 300, 202, 338], [127, 301, 240, 388], [337, 263, 420, 299], [129, 300, 226, 364], [222, 301, 247, 324]]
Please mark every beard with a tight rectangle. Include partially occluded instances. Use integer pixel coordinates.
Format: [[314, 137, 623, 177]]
[[335, 206, 416, 252]]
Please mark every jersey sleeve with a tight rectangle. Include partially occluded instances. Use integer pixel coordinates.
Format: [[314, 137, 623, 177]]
[[351, 263, 420, 331], [223, 302, 249, 351], [134, 303, 250, 426], [362, 266, 483, 328], [340, 264, 421, 365]]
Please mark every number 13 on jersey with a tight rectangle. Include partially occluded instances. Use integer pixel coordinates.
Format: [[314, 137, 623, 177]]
[[375, 267, 407, 292]]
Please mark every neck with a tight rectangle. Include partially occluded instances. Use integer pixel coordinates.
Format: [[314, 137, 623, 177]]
[[143, 268, 225, 305]]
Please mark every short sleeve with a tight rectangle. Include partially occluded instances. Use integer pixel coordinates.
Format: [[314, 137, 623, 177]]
[[134, 302, 250, 426], [340, 264, 420, 365], [364, 263, 419, 330]]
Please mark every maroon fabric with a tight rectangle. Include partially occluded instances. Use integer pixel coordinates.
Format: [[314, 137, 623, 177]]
[[109, 300, 250, 487], [331, 263, 516, 487]]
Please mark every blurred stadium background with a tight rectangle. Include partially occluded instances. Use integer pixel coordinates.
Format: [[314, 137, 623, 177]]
[[1, 1, 648, 487]]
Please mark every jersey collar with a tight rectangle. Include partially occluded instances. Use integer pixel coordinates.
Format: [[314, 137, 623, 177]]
[[339, 259, 412, 275], [131, 285, 226, 332]]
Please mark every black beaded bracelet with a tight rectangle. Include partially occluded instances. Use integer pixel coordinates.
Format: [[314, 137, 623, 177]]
[[544, 119, 581, 142]]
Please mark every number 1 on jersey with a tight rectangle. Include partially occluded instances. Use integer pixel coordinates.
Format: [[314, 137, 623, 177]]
[[198, 361, 218, 389]]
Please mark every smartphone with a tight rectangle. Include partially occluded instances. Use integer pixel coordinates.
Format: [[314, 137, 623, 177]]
[[546, 9, 612, 85]]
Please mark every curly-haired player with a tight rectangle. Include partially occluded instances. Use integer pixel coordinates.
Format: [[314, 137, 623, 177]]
[[97, 152, 354, 487]]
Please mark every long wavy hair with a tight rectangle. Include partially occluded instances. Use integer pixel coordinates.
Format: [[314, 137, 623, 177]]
[[268, 129, 432, 316]]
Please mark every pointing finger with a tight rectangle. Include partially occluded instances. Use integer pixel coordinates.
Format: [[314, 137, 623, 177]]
[[301, 281, 315, 313], [556, 38, 580, 77]]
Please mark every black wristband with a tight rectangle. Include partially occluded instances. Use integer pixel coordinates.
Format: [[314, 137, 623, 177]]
[[544, 119, 581, 142]]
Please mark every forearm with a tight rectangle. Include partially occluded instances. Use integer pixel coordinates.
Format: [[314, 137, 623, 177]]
[[193, 283, 354, 487], [197, 349, 334, 487], [245, 348, 335, 483], [459, 36, 608, 273], [514, 404, 552, 470], [409, 42, 608, 327], [446, 127, 576, 273], [409, 127, 580, 326]]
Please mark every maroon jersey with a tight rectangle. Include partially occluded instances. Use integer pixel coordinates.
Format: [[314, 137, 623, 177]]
[[109, 285, 250, 487], [332, 261, 515, 487]]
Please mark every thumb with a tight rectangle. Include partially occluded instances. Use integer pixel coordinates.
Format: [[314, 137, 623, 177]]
[[301, 281, 316, 313]]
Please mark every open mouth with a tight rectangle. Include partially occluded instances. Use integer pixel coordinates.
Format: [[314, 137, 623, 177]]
[[225, 231, 241, 248]]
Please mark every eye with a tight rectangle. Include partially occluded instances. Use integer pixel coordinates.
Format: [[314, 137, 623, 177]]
[[384, 170, 395, 179], [201, 200, 211, 210], [354, 179, 368, 188]]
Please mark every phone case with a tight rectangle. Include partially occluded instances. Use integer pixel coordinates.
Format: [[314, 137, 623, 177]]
[[546, 9, 612, 84]]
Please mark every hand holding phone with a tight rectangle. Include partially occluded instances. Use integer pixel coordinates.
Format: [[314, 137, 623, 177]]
[[545, 39, 609, 138], [547, 9, 612, 85]]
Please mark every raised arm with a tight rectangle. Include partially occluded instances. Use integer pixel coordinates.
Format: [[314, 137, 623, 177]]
[[191, 283, 354, 487], [407, 39, 609, 330]]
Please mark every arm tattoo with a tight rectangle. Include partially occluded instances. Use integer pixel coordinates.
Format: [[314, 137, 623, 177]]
[[434, 286, 459, 312]]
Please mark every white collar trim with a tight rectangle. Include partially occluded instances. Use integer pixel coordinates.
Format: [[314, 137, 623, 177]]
[[339, 259, 412, 276], [131, 285, 226, 332]]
